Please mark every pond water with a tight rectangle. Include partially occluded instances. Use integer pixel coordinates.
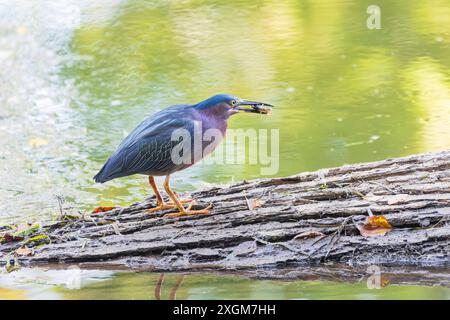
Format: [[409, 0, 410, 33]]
[[0, 0, 449, 297], [0, 269, 449, 300]]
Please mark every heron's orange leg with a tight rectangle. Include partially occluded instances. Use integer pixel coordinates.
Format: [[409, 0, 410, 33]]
[[147, 176, 176, 213], [163, 175, 210, 218], [147, 176, 192, 213], [167, 194, 193, 206]]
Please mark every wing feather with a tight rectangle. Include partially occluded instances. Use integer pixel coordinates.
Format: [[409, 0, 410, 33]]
[[94, 105, 196, 182]]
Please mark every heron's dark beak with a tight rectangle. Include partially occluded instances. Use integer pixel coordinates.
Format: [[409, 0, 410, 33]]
[[234, 99, 273, 114]]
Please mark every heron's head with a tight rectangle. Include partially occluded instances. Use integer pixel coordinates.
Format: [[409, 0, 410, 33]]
[[194, 94, 273, 119]]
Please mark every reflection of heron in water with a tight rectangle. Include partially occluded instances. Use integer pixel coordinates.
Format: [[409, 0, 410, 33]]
[[154, 273, 185, 300]]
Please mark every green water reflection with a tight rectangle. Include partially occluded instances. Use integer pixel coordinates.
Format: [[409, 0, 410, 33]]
[[1, 269, 449, 300], [56, 272, 450, 300]]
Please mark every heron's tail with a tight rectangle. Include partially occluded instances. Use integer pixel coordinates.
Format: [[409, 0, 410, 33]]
[[93, 151, 130, 183], [93, 162, 110, 183], [93, 156, 118, 183]]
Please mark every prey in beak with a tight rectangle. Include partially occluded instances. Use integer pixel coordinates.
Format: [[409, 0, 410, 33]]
[[233, 99, 273, 115]]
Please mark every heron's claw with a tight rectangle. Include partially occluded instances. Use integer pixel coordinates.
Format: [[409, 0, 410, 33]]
[[146, 203, 176, 213], [165, 209, 209, 218], [147, 199, 193, 214], [164, 204, 212, 218]]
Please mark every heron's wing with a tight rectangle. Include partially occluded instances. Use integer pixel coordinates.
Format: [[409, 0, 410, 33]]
[[94, 110, 195, 182], [122, 119, 191, 173], [117, 104, 191, 150]]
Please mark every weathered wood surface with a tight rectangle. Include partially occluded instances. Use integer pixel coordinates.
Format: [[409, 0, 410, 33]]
[[1, 150, 449, 273]]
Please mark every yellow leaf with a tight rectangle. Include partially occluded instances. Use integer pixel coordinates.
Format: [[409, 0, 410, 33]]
[[28, 138, 48, 148], [367, 216, 392, 229], [357, 215, 393, 237], [381, 275, 391, 287], [15, 246, 33, 256]]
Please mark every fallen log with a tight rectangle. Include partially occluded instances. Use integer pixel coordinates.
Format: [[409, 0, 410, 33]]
[[1, 150, 449, 274]]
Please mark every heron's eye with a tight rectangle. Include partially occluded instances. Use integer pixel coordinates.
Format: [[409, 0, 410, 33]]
[[230, 100, 237, 106]]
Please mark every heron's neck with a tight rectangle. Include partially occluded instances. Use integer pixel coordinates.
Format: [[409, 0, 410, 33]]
[[198, 106, 229, 134]]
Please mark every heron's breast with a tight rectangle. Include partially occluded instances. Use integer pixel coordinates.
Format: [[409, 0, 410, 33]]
[[199, 118, 227, 158]]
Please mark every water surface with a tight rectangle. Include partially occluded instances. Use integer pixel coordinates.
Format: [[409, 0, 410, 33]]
[[1, 269, 449, 300]]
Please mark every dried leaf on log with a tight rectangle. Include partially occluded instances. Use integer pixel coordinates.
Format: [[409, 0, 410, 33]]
[[15, 247, 33, 256], [92, 206, 116, 214], [357, 215, 393, 237]]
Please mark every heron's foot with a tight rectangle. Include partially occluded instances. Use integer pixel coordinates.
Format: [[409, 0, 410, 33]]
[[164, 204, 212, 218], [147, 199, 195, 214], [146, 203, 176, 213], [167, 198, 193, 205]]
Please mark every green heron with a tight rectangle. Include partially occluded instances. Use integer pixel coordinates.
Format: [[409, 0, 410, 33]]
[[94, 94, 273, 218]]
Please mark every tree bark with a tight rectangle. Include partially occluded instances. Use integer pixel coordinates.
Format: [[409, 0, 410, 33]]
[[1, 150, 449, 275]]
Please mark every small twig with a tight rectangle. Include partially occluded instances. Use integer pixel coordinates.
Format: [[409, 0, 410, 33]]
[[367, 180, 397, 195], [81, 212, 97, 226], [80, 238, 90, 251], [324, 217, 351, 260], [351, 190, 366, 199], [111, 222, 122, 236], [253, 237, 309, 256], [55, 194, 65, 218], [427, 215, 448, 230], [160, 229, 192, 256], [309, 217, 351, 259]]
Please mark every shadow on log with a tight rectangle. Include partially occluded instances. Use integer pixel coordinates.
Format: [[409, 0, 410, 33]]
[[1, 150, 449, 276]]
